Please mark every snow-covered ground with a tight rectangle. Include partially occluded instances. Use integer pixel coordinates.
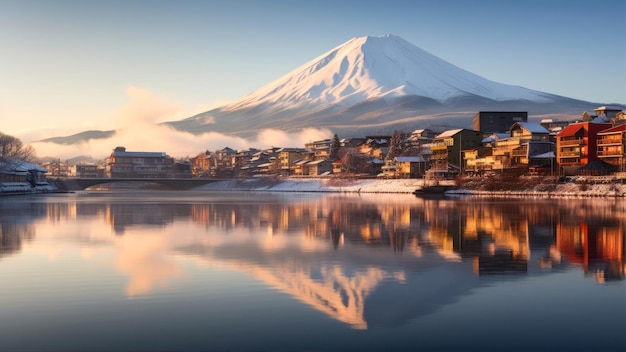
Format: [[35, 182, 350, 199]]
[[0, 181, 56, 194], [196, 177, 425, 193], [3, 177, 623, 198], [195, 177, 626, 198]]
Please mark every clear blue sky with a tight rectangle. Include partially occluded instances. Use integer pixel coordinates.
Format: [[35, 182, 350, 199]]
[[1, 0, 624, 142]]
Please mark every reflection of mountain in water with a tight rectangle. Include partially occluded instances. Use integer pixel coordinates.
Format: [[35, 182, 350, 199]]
[[7, 193, 624, 328], [186, 236, 473, 330]]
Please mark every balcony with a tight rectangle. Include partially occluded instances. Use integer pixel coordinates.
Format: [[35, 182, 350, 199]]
[[597, 150, 624, 157], [430, 144, 448, 152], [495, 138, 523, 147], [597, 138, 623, 146], [559, 161, 582, 167], [559, 138, 584, 146]]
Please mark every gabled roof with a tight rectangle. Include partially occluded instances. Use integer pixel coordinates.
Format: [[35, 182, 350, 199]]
[[482, 133, 509, 143], [294, 159, 310, 165], [277, 147, 309, 153], [218, 147, 236, 153], [556, 123, 586, 137], [112, 151, 167, 158], [0, 158, 47, 173], [512, 122, 549, 134], [307, 159, 331, 165], [598, 124, 626, 135], [435, 129, 463, 139]]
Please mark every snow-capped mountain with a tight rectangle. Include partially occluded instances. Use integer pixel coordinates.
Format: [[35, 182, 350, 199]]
[[226, 34, 552, 110], [167, 34, 597, 137]]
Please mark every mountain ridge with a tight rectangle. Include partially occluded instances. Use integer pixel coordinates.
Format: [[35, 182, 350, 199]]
[[41, 34, 616, 143], [166, 34, 602, 137]]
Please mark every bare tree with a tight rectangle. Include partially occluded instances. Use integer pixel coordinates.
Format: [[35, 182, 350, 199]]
[[0, 132, 36, 162], [340, 150, 370, 174]]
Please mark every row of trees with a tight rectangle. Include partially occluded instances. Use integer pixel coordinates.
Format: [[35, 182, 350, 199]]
[[328, 131, 408, 162]]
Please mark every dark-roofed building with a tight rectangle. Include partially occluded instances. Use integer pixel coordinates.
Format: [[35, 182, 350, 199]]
[[105, 146, 174, 178], [472, 111, 528, 134], [429, 129, 483, 174]]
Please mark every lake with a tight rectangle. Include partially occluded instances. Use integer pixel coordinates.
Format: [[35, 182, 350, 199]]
[[1, 191, 624, 352]]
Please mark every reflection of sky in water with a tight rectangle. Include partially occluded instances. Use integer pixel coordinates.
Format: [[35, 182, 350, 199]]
[[0, 192, 624, 351]]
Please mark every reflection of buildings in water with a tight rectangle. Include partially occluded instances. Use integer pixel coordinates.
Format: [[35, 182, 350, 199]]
[[425, 201, 530, 275], [190, 200, 429, 253], [0, 202, 43, 259], [0, 222, 35, 259], [39, 201, 185, 235], [556, 219, 625, 282], [104, 203, 191, 234]]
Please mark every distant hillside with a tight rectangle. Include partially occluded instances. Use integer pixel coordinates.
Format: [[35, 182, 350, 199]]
[[38, 130, 115, 145]]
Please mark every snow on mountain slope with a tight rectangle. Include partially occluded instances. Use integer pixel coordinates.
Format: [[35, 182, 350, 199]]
[[224, 34, 554, 112]]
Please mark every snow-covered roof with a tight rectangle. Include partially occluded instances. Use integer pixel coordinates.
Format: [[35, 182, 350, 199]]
[[307, 159, 330, 165], [435, 129, 463, 139], [0, 158, 47, 173], [531, 151, 555, 158], [592, 114, 610, 123], [277, 147, 309, 153], [595, 105, 624, 111], [294, 159, 310, 165], [513, 122, 549, 134], [395, 156, 422, 162], [482, 133, 509, 143]]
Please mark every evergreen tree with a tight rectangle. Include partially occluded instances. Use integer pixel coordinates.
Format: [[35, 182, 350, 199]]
[[329, 133, 341, 160], [386, 130, 404, 160]]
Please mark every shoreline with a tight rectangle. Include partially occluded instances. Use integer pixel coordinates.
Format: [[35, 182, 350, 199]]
[[194, 177, 626, 198], [3, 177, 625, 198]]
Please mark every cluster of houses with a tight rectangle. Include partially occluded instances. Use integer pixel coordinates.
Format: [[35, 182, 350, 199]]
[[0, 158, 53, 193], [186, 106, 626, 180], [4, 106, 625, 192]]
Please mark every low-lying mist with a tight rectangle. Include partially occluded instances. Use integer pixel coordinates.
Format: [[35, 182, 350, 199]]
[[28, 86, 332, 161]]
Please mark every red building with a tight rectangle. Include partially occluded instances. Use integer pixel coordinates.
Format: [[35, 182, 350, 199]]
[[596, 124, 626, 172], [555, 122, 611, 175]]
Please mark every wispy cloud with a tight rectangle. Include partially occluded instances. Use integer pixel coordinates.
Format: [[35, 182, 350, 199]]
[[28, 86, 332, 160]]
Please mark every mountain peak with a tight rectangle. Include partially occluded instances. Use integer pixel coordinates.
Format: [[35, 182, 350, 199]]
[[224, 34, 553, 113], [164, 34, 599, 138]]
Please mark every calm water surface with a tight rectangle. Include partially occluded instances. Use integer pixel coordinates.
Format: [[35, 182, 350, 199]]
[[1, 191, 624, 352]]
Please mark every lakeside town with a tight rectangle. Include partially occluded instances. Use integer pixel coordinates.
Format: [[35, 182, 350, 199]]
[[2, 106, 626, 195]]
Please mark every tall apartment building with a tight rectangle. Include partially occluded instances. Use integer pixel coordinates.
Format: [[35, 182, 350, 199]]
[[596, 124, 626, 172], [555, 122, 612, 175]]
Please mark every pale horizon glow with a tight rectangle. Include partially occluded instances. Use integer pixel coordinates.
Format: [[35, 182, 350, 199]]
[[1, 0, 624, 159]]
